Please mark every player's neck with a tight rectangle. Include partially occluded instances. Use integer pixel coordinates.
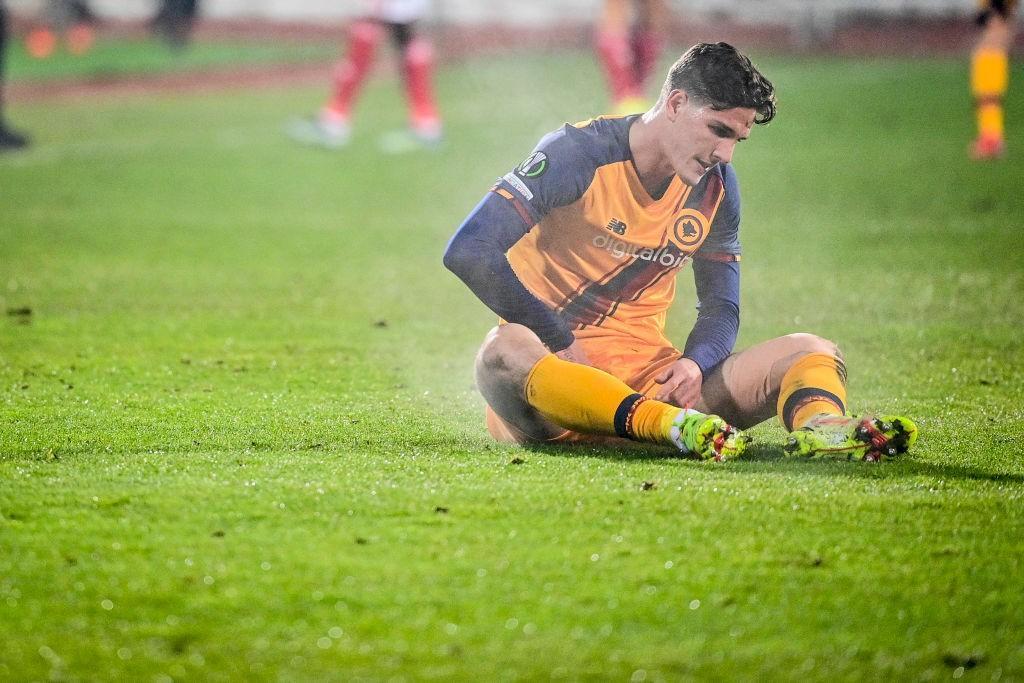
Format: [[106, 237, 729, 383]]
[[628, 115, 676, 196]]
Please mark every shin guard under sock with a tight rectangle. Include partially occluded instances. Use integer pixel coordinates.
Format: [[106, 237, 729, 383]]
[[777, 352, 848, 431]]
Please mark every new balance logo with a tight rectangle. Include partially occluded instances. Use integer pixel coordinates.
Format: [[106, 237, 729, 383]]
[[606, 218, 627, 235]]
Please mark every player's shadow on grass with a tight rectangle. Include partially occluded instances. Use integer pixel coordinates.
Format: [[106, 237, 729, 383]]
[[523, 442, 1024, 485]]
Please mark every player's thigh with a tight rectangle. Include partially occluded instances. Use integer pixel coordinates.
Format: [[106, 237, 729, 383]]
[[980, 17, 1014, 49], [599, 0, 630, 31], [700, 333, 840, 429], [636, 0, 669, 26], [977, 1, 1016, 48], [474, 324, 566, 441]]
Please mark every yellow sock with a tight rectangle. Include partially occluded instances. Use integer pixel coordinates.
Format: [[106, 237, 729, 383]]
[[524, 354, 679, 445], [777, 352, 847, 431], [630, 398, 685, 444], [972, 48, 1009, 139], [978, 102, 1005, 140]]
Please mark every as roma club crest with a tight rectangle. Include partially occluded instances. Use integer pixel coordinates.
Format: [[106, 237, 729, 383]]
[[671, 209, 710, 249]]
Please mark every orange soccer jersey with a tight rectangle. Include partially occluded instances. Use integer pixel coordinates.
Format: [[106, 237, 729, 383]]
[[486, 115, 743, 389]]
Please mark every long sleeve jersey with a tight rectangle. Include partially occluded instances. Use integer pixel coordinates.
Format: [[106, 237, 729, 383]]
[[444, 115, 742, 375]]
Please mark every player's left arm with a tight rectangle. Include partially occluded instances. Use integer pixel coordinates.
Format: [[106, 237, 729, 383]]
[[684, 164, 742, 373], [655, 166, 741, 407]]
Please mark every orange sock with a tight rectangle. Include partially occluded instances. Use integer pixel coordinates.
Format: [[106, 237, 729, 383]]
[[977, 102, 1005, 140], [629, 398, 685, 444], [524, 354, 679, 445], [777, 352, 847, 431], [972, 48, 1009, 140]]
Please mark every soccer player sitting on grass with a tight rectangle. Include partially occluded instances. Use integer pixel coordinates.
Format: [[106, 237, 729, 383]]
[[444, 42, 917, 462]]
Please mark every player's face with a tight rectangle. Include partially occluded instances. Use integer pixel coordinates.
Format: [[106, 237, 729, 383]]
[[664, 91, 755, 186]]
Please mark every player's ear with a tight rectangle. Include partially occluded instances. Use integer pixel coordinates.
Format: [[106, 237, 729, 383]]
[[666, 89, 688, 120]]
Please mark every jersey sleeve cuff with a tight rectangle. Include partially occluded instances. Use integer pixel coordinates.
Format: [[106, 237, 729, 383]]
[[541, 327, 575, 353], [683, 349, 725, 377]]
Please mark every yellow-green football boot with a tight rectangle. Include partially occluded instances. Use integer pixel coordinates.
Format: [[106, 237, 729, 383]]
[[784, 413, 918, 462], [669, 410, 750, 462]]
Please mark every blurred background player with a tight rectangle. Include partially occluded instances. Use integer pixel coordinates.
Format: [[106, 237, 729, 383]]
[[595, 0, 668, 115], [152, 0, 200, 50], [971, 0, 1017, 159], [0, 0, 29, 150], [288, 0, 441, 151], [24, 0, 96, 58]]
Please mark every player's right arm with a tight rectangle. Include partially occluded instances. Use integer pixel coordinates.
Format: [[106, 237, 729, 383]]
[[443, 126, 595, 353]]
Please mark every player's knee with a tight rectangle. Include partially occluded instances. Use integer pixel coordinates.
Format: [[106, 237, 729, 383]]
[[475, 327, 510, 377], [785, 332, 842, 361], [404, 37, 433, 64], [475, 325, 547, 385]]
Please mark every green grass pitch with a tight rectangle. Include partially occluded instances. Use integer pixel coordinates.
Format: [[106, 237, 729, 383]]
[[6, 36, 337, 82], [2, 49, 1023, 680]]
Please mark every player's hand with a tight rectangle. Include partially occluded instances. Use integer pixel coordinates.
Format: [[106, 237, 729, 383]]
[[654, 357, 703, 408], [555, 339, 591, 366]]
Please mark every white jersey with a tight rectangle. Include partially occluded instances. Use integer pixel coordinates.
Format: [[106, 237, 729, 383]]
[[371, 0, 429, 23]]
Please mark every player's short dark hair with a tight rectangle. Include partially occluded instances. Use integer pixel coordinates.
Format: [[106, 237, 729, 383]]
[[660, 42, 776, 125]]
